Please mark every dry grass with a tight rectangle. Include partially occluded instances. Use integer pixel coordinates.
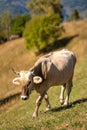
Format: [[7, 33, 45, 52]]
[[0, 38, 38, 99], [0, 20, 87, 130], [62, 20, 87, 58], [0, 57, 87, 129], [0, 20, 87, 100]]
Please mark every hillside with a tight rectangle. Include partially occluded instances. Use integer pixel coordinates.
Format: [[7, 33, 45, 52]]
[[0, 20, 87, 99], [0, 38, 38, 100], [0, 0, 30, 16], [0, 20, 87, 130], [0, 0, 87, 18], [61, 0, 87, 18]]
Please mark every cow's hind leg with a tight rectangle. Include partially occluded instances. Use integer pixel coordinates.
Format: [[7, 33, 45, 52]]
[[64, 79, 73, 106], [44, 93, 51, 112], [60, 83, 66, 105]]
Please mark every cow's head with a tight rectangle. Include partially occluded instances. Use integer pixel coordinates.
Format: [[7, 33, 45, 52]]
[[12, 68, 43, 100]]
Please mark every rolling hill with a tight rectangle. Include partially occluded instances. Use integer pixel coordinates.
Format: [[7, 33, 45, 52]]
[[0, 0, 30, 16], [0, 20, 87, 99], [61, 0, 87, 18], [0, 0, 87, 18], [0, 20, 87, 130]]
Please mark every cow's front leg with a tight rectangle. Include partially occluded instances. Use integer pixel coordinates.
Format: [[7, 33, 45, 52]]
[[32, 94, 44, 118], [44, 93, 51, 112]]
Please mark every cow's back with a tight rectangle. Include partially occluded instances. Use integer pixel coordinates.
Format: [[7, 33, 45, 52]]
[[50, 49, 76, 68], [47, 49, 76, 85], [34, 49, 76, 86]]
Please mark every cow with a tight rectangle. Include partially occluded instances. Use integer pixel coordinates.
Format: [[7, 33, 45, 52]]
[[12, 49, 76, 118]]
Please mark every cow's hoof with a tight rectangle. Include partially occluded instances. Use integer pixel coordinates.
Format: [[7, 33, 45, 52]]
[[45, 105, 51, 112], [32, 112, 38, 119], [46, 107, 50, 111], [45, 107, 50, 112], [60, 99, 64, 105], [64, 102, 69, 106]]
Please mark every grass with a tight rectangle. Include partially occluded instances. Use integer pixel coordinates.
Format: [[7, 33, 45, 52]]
[[0, 61, 87, 130], [0, 38, 38, 99], [0, 20, 87, 130], [0, 57, 87, 130]]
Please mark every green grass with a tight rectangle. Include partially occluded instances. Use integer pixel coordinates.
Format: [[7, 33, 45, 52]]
[[0, 57, 87, 130], [0, 20, 87, 130]]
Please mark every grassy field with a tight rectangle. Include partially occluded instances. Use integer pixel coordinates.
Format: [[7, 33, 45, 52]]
[[0, 38, 38, 99], [0, 20, 87, 130]]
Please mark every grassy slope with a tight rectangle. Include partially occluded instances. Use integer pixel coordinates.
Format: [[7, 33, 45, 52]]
[[0, 38, 38, 99], [0, 20, 87, 130]]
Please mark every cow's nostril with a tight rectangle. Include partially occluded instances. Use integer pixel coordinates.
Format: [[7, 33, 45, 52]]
[[21, 96, 28, 100]]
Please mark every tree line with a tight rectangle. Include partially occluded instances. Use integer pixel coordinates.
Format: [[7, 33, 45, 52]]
[[0, 12, 31, 43]]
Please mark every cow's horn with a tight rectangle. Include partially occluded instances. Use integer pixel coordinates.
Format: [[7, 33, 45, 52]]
[[12, 77, 21, 85], [33, 76, 43, 84], [11, 67, 20, 75]]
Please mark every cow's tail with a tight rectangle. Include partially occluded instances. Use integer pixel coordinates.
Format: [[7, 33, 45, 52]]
[[72, 53, 77, 68]]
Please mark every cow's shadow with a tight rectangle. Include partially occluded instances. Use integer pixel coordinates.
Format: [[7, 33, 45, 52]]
[[49, 98, 87, 113]]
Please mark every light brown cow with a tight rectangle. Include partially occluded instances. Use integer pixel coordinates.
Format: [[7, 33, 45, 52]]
[[12, 49, 76, 118]]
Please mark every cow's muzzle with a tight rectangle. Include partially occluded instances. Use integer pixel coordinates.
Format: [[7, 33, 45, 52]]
[[21, 95, 28, 100]]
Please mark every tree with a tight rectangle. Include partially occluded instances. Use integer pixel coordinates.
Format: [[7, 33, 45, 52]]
[[0, 11, 12, 40], [11, 14, 31, 36], [0, 17, 4, 43], [24, 14, 63, 50], [70, 9, 80, 21], [27, 0, 63, 18], [24, 0, 63, 51]]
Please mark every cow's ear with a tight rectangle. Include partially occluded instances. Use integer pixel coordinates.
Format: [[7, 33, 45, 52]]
[[41, 60, 47, 79], [33, 76, 43, 84]]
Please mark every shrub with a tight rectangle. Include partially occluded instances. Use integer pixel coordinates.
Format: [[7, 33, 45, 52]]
[[24, 14, 62, 50], [11, 14, 31, 36]]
